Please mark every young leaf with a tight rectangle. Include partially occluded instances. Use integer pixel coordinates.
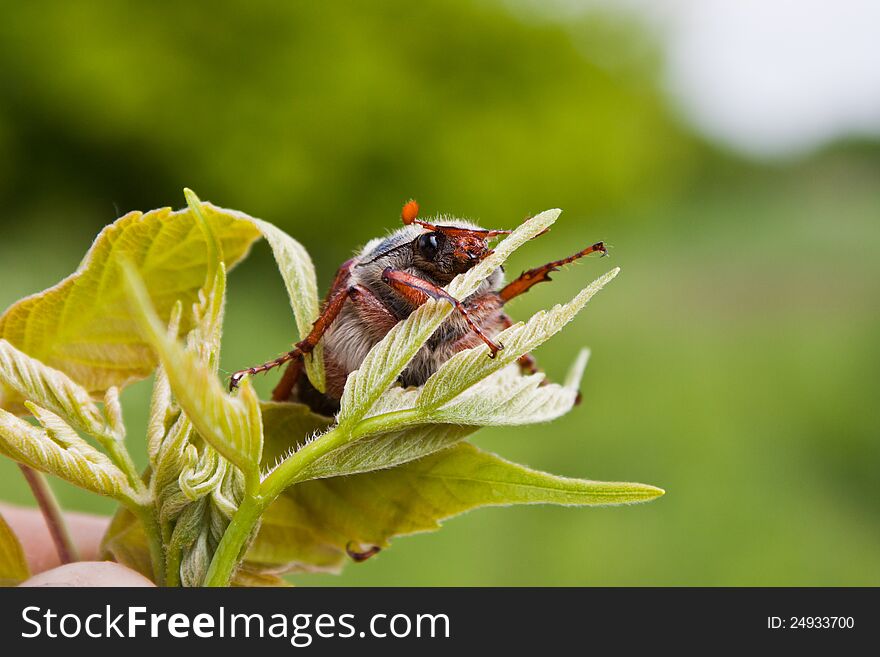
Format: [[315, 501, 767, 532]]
[[259, 355, 586, 488], [259, 399, 476, 482], [261, 397, 475, 482], [103, 387, 125, 440], [179, 447, 228, 501], [122, 263, 263, 488], [294, 424, 476, 482], [0, 510, 30, 586], [248, 442, 664, 572], [246, 218, 325, 393], [350, 354, 589, 428], [0, 339, 110, 440], [146, 302, 182, 464], [152, 413, 195, 525], [419, 268, 619, 411], [0, 405, 135, 502], [337, 208, 562, 428], [427, 361, 582, 426], [0, 203, 261, 408]]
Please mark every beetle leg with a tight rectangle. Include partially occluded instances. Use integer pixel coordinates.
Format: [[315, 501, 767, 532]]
[[270, 353, 304, 401], [229, 260, 356, 391], [229, 284, 349, 390], [499, 242, 607, 303], [381, 267, 504, 357]]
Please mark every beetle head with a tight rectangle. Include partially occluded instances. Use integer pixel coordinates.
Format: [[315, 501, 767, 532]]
[[403, 200, 510, 282]]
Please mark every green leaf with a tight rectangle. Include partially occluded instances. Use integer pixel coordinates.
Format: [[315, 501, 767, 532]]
[[428, 360, 583, 426], [295, 424, 476, 481], [352, 352, 590, 428], [231, 566, 293, 587], [0, 203, 261, 409], [0, 510, 30, 586], [122, 262, 263, 488], [100, 507, 153, 579], [336, 208, 563, 429], [0, 405, 136, 502], [248, 442, 664, 572], [259, 401, 334, 469], [259, 354, 588, 491], [0, 339, 111, 440], [260, 400, 474, 481], [419, 268, 619, 411], [246, 218, 324, 392], [146, 302, 182, 464]]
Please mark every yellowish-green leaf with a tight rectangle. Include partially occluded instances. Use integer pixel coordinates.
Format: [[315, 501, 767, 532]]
[[184, 189, 223, 286], [146, 302, 182, 464], [100, 506, 153, 579], [0, 510, 30, 586], [122, 263, 263, 487], [249, 442, 664, 572], [0, 203, 261, 409], [0, 339, 110, 439], [232, 566, 293, 587], [0, 405, 135, 502], [429, 364, 581, 426], [294, 423, 476, 482], [259, 400, 474, 482], [246, 218, 324, 392], [259, 401, 334, 469], [337, 208, 562, 428], [260, 399, 475, 482], [419, 268, 619, 410]]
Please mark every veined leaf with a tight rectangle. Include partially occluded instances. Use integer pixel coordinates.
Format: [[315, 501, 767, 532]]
[[0, 339, 110, 439], [261, 358, 584, 489], [0, 510, 30, 586], [146, 302, 182, 464], [419, 268, 619, 410], [123, 263, 263, 487], [247, 218, 324, 393], [0, 405, 135, 502], [294, 424, 476, 481], [0, 203, 261, 409], [353, 354, 589, 428], [259, 400, 474, 482], [337, 208, 562, 428], [429, 354, 587, 425], [152, 414, 195, 525], [248, 442, 664, 572]]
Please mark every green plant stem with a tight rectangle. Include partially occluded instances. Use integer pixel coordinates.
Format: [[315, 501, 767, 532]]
[[100, 436, 167, 586], [204, 408, 422, 587], [203, 493, 265, 586], [97, 431, 170, 586], [18, 465, 79, 564], [105, 439, 144, 493], [263, 408, 419, 500], [164, 543, 181, 587], [130, 504, 165, 586]]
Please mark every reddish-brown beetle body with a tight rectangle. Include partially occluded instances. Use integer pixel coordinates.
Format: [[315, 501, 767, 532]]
[[231, 201, 606, 415]]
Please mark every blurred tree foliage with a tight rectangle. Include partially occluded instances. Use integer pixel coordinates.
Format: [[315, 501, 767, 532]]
[[0, 1, 699, 269]]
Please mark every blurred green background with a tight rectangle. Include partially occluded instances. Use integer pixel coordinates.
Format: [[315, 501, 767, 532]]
[[1, 1, 877, 585]]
